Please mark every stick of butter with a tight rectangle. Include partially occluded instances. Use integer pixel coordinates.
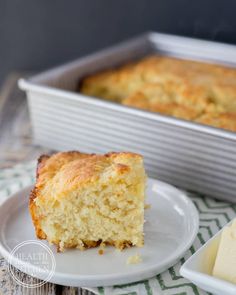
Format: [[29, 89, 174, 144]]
[[213, 220, 236, 284]]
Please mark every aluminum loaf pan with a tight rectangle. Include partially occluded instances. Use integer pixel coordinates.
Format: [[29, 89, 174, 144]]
[[19, 32, 236, 202]]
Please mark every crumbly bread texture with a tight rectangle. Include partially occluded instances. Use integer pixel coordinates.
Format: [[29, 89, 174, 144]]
[[30, 151, 146, 251], [80, 56, 236, 132]]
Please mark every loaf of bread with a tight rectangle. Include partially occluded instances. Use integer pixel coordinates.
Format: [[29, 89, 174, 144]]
[[80, 56, 236, 132], [30, 151, 146, 251]]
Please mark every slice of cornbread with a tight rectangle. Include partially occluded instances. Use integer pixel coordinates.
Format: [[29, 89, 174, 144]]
[[30, 151, 146, 251], [212, 220, 236, 284]]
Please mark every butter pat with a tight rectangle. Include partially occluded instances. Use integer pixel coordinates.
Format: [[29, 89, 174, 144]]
[[213, 220, 236, 284]]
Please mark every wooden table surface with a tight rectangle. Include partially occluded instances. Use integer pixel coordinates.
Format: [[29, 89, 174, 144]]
[[0, 74, 94, 295]]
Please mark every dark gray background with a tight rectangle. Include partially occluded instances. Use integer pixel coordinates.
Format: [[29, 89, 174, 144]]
[[0, 0, 236, 85]]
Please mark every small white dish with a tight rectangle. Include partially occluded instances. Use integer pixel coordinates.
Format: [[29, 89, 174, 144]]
[[180, 221, 236, 295], [0, 178, 198, 287]]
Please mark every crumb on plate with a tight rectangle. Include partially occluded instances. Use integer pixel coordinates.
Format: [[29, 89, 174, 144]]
[[144, 203, 151, 209], [127, 254, 142, 265]]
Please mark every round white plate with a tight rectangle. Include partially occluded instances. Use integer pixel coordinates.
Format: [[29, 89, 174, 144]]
[[0, 178, 198, 287]]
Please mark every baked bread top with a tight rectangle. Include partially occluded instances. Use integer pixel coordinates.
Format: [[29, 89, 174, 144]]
[[80, 56, 236, 132], [33, 151, 143, 199]]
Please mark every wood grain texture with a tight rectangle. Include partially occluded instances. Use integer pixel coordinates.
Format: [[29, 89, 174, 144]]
[[0, 74, 95, 295], [0, 257, 57, 295], [0, 73, 51, 168]]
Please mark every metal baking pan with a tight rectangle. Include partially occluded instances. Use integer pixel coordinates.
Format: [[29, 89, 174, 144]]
[[19, 32, 236, 202]]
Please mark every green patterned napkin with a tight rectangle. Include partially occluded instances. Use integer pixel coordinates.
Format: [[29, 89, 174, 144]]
[[0, 162, 236, 295]]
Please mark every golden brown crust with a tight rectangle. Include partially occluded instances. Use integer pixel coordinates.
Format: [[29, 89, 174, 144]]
[[55, 240, 133, 252], [196, 112, 236, 132], [34, 151, 140, 194], [80, 55, 236, 132], [29, 155, 50, 240], [29, 187, 47, 240]]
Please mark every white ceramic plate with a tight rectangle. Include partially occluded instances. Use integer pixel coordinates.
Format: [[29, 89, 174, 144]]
[[180, 220, 236, 295], [0, 178, 198, 287]]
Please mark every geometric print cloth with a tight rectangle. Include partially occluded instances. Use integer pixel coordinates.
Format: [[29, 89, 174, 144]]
[[0, 161, 235, 295]]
